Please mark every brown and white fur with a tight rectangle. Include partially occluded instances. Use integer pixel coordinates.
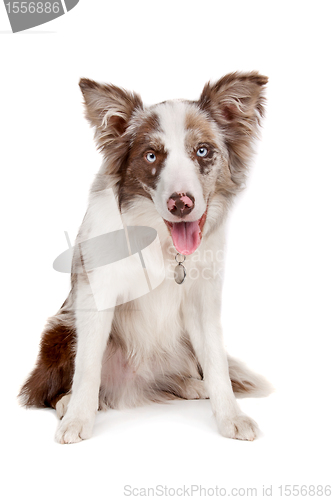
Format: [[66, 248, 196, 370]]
[[19, 72, 272, 443]]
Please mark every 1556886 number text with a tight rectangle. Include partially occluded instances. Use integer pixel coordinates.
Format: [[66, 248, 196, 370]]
[[5, 2, 60, 14]]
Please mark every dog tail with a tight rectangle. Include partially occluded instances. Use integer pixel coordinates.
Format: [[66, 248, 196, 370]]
[[18, 295, 76, 409], [228, 355, 274, 398]]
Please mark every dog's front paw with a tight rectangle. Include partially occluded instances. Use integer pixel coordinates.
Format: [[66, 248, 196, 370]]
[[55, 414, 95, 444], [217, 413, 259, 441]]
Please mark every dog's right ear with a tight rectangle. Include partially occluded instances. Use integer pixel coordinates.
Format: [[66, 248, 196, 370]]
[[79, 78, 143, 139]]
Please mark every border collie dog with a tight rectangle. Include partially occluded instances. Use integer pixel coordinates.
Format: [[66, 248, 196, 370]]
[[19, 72, 272, 444]]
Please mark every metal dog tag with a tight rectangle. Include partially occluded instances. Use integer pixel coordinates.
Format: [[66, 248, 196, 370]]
[[174, 254, 186, 284]]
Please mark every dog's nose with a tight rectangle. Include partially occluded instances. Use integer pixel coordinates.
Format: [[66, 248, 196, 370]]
[[167, 192, 195, 218]]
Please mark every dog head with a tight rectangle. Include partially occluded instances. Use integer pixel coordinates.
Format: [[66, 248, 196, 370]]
[[79, 73, 267, 255]]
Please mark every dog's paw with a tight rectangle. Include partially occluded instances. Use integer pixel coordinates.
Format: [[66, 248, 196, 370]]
[[55, 394, 71, 420], [55, 415, 94, 444], [217, 413, 259, 441]]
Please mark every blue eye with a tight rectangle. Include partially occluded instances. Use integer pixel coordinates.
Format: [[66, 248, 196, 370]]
[[197, 147, 208, 158], [146, 152, 156, 163]]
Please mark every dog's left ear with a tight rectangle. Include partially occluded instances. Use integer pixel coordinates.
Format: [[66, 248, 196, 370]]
[[199, 71, 268, 188]]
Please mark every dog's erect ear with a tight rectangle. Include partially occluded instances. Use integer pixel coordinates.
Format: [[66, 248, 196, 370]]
[[79, 78, 143, 142], [199, 71, 268, 188]]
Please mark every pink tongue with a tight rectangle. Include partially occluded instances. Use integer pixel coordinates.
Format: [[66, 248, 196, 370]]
[[170, 221, 201, 255]]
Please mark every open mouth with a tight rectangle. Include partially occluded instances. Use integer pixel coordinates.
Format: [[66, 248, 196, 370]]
[[164, 209, 207, 255]]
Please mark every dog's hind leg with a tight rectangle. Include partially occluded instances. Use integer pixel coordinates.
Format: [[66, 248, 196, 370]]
[[156, 359, 273, 402], [181, 377, 209, 400], [172, 364, 273, 401], [155, 375, 209, 401], [18, 304, 76, 410]]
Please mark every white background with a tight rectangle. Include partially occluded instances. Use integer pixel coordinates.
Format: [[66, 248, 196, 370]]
[[1, 1, 332, 498]]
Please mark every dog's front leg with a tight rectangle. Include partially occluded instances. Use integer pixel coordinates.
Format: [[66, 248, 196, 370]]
[[184, 283, 259, 441], [55, 283, 114, 444]]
